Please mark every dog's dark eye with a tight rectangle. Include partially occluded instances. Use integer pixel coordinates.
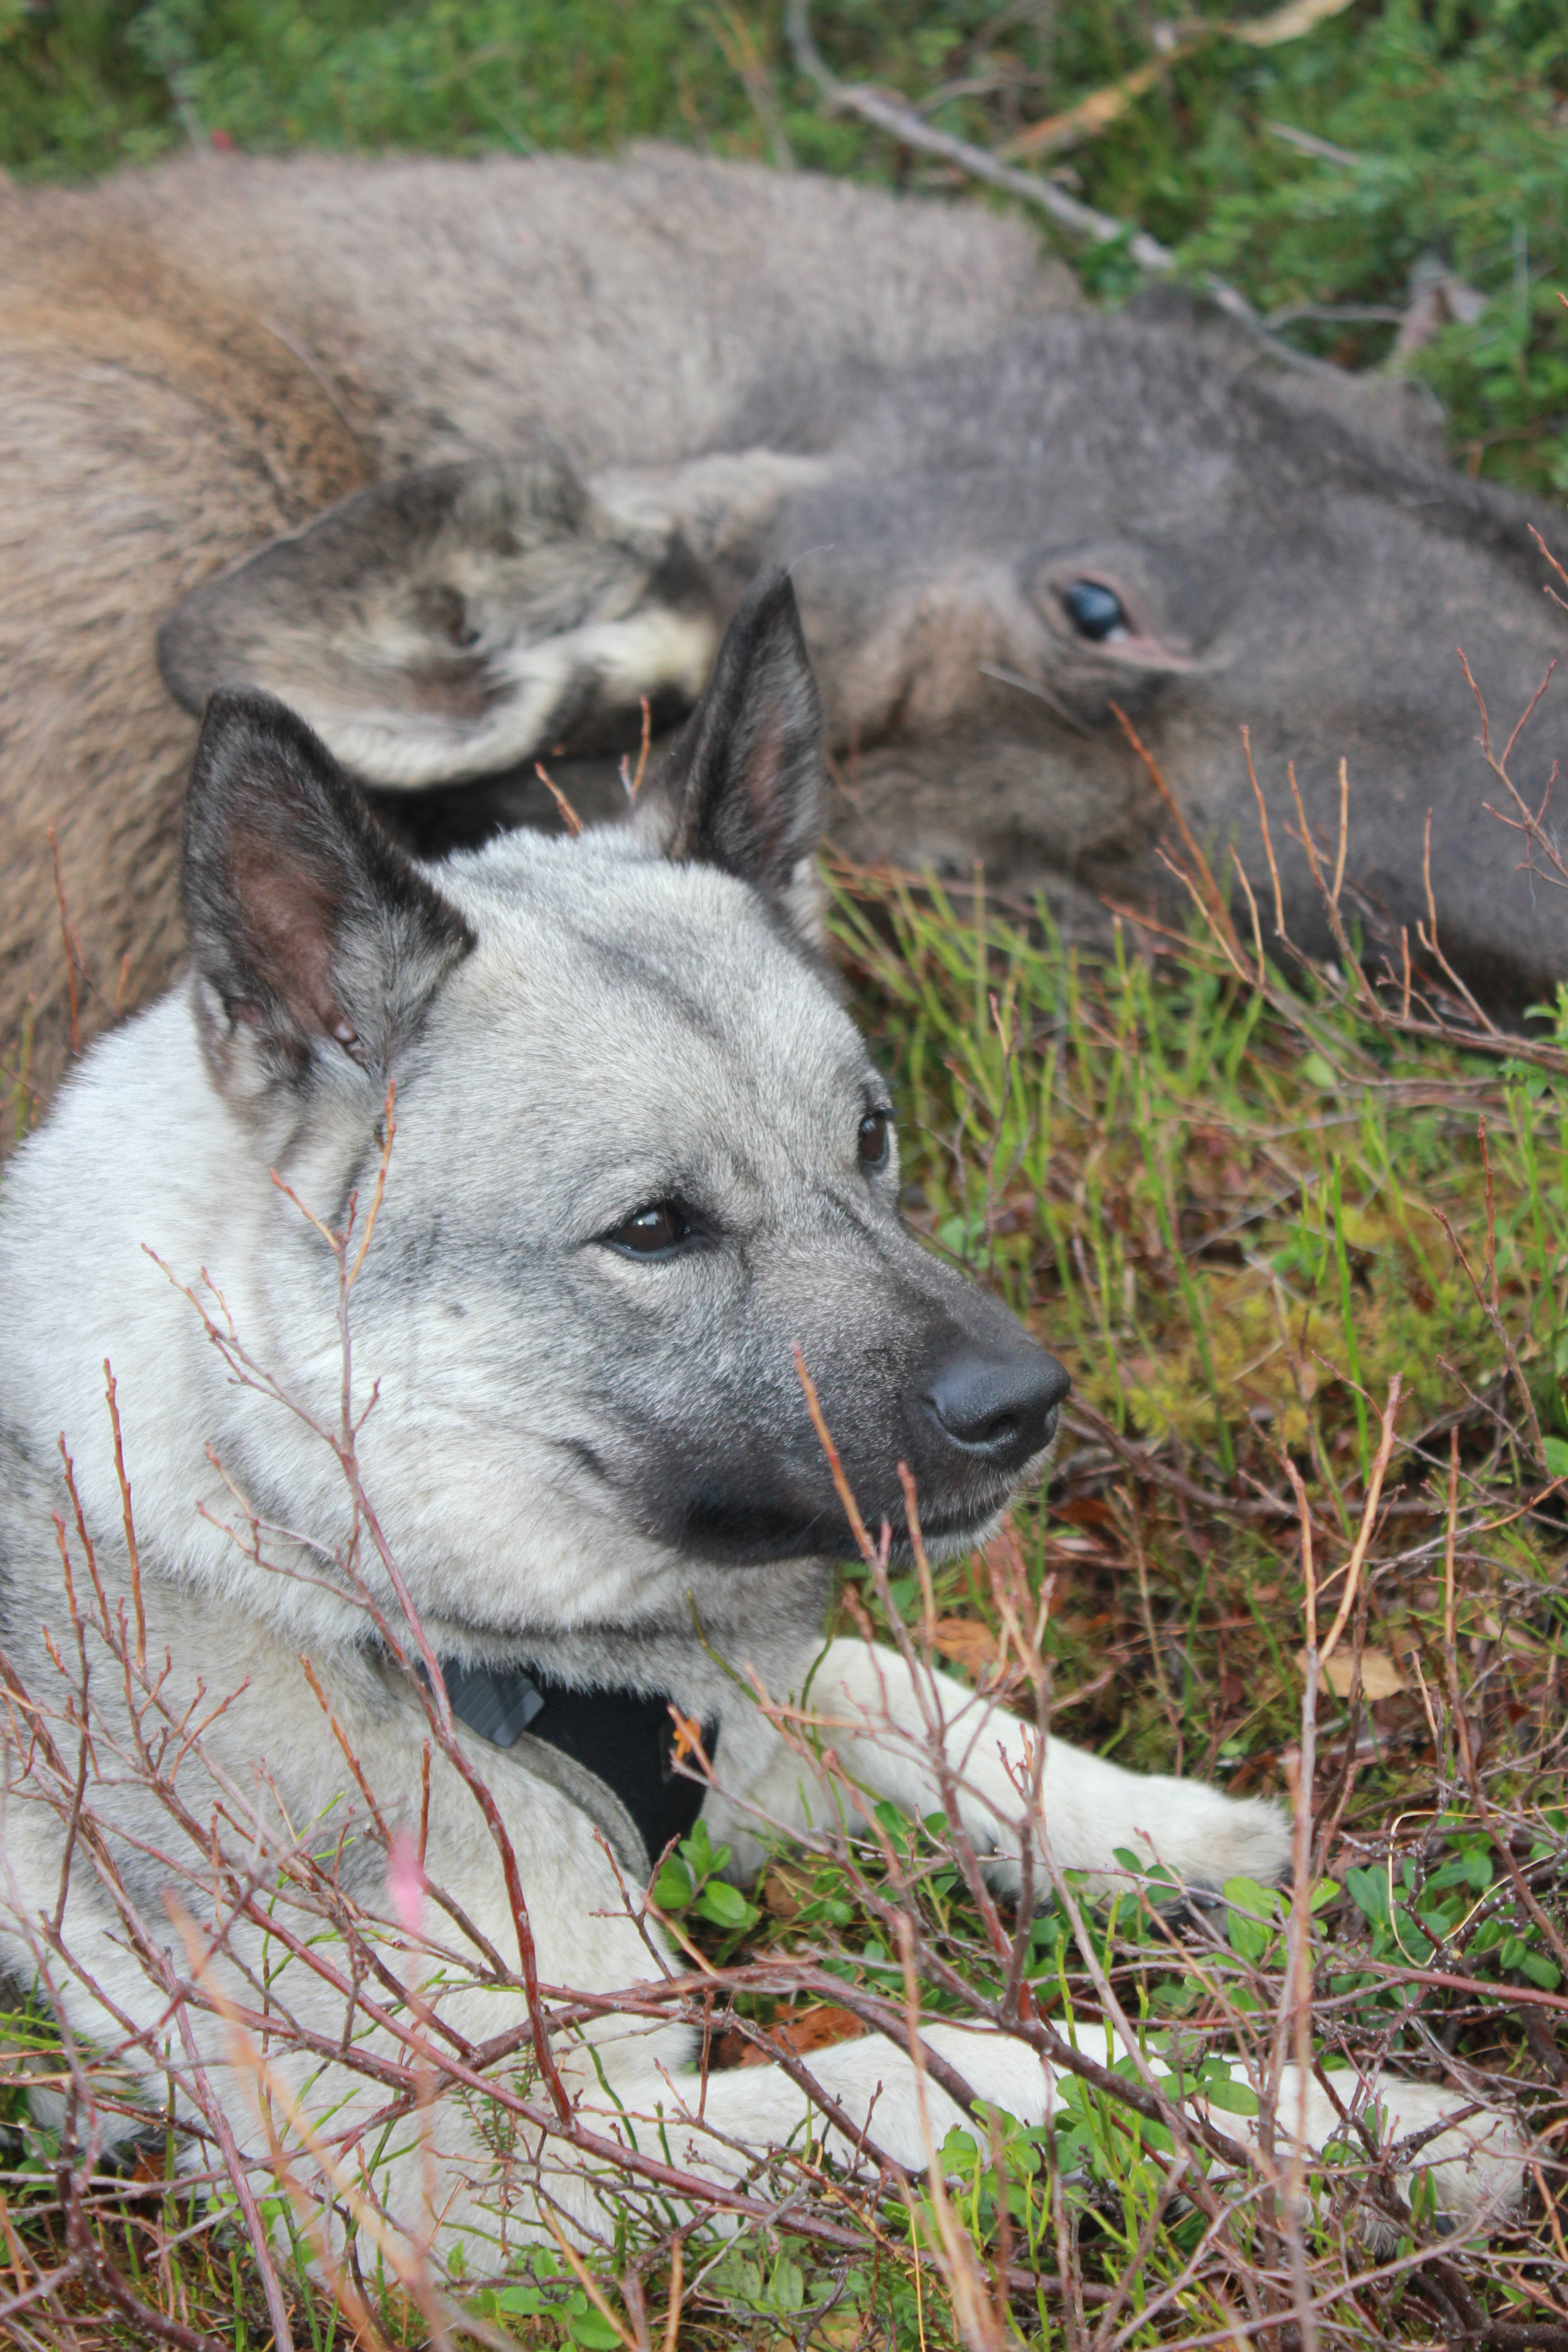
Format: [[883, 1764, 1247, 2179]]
[[606, 1202, 694, 1257], [858, 1110, 891, 1169], [1061, 578, 1130, 644]]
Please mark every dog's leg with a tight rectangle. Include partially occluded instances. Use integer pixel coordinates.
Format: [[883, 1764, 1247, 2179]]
[[697, 1646, 1524, 2237], [614, 2018, 1525, 2242], [1187, 2057, 1527, 2238], [369, 1677, 1522, 2255], [2, 1660, 1520, 2257], [735, 1636, 1291, 1890]]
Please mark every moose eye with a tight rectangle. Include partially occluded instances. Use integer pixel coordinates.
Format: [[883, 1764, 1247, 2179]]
[[1061, 578, 1131, 645], [605, 1202, 694, 1257], [858, 1110, 892, 1169]]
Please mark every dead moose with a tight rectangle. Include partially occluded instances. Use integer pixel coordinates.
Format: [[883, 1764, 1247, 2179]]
[[1, 142, 1564, 1114]]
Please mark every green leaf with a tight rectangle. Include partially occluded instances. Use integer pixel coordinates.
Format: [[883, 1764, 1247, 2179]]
[[1153, 1979, 1200, 2016], [1542, 1436, 1568, 1480], [769, 2257, 806, 2313], [694, 1879, 756, 1931], [1202, 2075, 1261, 2117], [568, 2313, 625, 2350], [496, 2283, 547, 2318], [1520, 1950, 1562, 1991], [1223, 1875, 1276, 1912], [1344, 1865, 1391, 1926], [710, 2252, 763, 2305], [679, 1820, 724, 1878], [1390, 1907, 1434, 1965], [1224, 1875, 1276, 1961], [652, 1858, 692, 1910]]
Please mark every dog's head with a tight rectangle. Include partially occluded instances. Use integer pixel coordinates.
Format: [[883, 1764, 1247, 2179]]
[[181, 571, 1068, 1632]]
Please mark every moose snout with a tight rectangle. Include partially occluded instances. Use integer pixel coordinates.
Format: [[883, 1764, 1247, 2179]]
[[923, 1340, 1071, 1475]]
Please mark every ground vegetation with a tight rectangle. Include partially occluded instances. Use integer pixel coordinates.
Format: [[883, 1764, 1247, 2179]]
[[1, 6, 1565, 2345]]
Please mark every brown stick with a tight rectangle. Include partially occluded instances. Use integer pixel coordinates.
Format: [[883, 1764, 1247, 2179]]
[[1318, 1377, 1402, 1666], [1110, 702, 1243, 960], [102, 1363, 146, 1675]]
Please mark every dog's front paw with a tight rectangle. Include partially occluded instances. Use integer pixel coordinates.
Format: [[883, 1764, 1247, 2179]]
[[1350, 2074, 1528, 2240], [1032, 1734, 1290, 1890], [1174, 2062, 1526, 2245], [1125, 1776, 1291, 1892]]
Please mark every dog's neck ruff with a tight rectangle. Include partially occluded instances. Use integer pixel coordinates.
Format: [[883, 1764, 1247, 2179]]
[[437, 1656, 717, 1880]]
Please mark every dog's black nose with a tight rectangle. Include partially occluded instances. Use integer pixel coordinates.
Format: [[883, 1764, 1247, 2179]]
[[924, 1343, 1071, 1473]]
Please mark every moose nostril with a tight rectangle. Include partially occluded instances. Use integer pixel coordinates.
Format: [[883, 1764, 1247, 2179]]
[[924, 1345, 1071, 1471]]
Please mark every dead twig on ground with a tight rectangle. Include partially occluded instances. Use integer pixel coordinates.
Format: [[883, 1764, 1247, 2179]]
[[784, 0, 1310, 361]]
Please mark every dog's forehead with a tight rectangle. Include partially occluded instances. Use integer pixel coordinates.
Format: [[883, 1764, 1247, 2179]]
[[426, 833, 870, 1146]]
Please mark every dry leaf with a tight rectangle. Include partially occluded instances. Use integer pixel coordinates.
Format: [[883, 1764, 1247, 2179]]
[[1234, 0, 1362, 46], [931, 1616, 1002, 1675], [760, 1867, 808, 1922], [1002, 0, 1357, 161], [730, 2004, 867, 2070], [1296, 1646, 1407, 1698]]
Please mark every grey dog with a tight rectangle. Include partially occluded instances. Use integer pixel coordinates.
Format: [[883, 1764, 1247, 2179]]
[[0, 575, 1521, 2269]]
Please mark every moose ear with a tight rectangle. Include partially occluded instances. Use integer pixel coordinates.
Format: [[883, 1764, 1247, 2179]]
[[633, 569, 829, 946], [183, 689, 475, 1091], [158, 459, 718, 790]]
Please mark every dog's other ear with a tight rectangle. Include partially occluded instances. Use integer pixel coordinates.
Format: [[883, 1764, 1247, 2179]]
[[183, 689, 475, 1093], [633, 569, 828, 947], [158, 459, 718, 791]]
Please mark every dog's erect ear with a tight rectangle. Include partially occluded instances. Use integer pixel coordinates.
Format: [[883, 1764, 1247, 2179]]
[[158, 459, 719, 792], [183, 689, 475, 1090], [633, 569, 828, 946]]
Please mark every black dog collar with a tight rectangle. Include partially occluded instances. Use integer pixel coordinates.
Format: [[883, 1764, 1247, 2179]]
[[436, 1656, 718, 1874]]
